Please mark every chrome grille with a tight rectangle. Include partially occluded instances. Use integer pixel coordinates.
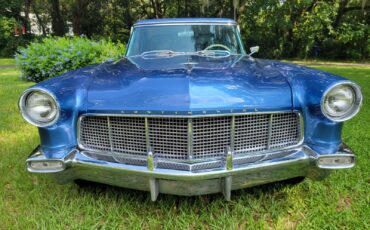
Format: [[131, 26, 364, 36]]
[[79, 116, 111, 152], [234, 114, 270, 154], [149, 118, 188, 159], [110, 117, 146, 153], [79, 112, 302, 163], [269, 113, 300, 149], [110, 117, 146, 161], [192, 116, 231, 159]]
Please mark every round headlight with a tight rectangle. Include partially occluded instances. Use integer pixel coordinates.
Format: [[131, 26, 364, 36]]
[[19, 89, 59, 127], [321, 83, 362, 122]]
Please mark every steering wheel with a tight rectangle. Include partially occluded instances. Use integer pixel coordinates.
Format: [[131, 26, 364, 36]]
[[203, 44, 231, 52]]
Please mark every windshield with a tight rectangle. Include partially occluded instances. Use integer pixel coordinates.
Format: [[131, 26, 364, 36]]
[[126, 24, 244, 56]]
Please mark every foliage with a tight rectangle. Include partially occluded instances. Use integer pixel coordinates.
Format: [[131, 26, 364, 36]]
[[239, 0, 369, 59], [15, 36, 125, 82], [0, 0, 23, 17], [0, 16, 29, 57], [1, 0, 369, 60], [0, 17, 15, 56], [0, 61, 369, 228]]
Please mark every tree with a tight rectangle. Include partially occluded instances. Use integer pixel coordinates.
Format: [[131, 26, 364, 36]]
[[70, 0, 89, 35], [49, 0, 65, 36], [0, 0, 369, 59]]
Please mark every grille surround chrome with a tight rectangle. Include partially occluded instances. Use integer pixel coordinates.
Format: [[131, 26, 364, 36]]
[[77, 111, 303, 169]]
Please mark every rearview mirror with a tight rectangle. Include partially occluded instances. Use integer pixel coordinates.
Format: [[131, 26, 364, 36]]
[[249, 46, 259, 56]]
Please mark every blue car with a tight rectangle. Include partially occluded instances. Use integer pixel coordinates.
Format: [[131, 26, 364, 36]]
[[19, 18, 362, 201]]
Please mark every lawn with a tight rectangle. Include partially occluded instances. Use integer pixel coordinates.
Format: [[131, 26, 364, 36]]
[[0, 60, 369, 229], [0, 58, 16, 66]]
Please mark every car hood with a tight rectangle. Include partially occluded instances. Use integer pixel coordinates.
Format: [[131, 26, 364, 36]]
[[86, 55, 293, 114]]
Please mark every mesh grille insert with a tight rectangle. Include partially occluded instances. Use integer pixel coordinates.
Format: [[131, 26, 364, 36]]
[[79, 112, 301, 163], [234, 114, 270, 154], [192, 116, 231, 159], [148, 117, 188, 159]]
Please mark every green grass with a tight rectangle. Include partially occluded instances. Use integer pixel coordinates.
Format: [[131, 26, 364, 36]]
[[283, 58, 370, 65], [0, 58, 16, 66], [0, 62, 369, 229]]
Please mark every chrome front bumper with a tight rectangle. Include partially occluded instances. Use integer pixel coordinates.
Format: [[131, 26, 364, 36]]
[[26, 145, 355, 201]]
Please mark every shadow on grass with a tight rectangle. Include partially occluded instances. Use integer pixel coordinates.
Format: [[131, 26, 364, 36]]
[[74, 177, 305, 204]]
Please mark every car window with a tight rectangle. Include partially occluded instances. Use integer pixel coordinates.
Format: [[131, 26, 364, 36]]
[[127, 24, 243, 56]]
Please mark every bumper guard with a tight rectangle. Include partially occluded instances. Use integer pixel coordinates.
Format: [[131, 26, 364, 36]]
[[26, 144, 355, 201]]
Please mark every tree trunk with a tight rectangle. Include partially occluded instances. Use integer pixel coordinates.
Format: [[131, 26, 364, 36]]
[[332, 0, 349, 29], [184, 0, 188, 17], [150, 0, 163, 18], [233, 0, 238, 20], [71, 0, 89, 35], [333, 0, 369, 29], [49, 0, 65, 36], [24, 0, 32, 34], [151, 0, 158, 18], [32, 3, 46, 35], [122, 0, 133, 28], [177, 0, 181, 17]]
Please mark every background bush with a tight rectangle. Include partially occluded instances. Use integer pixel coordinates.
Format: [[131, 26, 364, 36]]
[[15, 36, 126, 82], [0, 16, 35, 57]]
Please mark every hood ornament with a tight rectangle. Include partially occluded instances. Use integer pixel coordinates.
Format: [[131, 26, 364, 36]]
[[181, 57, 198, 74]]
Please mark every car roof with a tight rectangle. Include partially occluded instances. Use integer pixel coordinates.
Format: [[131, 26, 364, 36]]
[[134, 18, 236, 26]]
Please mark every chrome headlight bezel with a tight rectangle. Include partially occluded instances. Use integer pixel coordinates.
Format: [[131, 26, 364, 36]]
[[321, 82, 362, 122], [19, 88, 60, 127]]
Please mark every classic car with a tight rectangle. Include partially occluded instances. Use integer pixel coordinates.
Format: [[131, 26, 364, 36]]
[[20, 18, 362, 201]]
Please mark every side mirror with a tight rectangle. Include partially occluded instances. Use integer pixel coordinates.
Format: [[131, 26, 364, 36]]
[[249, 46, 259, 56]]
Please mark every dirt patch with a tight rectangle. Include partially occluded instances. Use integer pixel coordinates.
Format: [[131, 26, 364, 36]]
[[336, 196, 351, 212]]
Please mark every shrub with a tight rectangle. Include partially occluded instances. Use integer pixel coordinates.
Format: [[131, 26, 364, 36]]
[[0, 17, 28, 57], [15, 36, 126, 82]]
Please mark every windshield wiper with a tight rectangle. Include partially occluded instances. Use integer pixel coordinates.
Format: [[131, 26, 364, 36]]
[[137, 50, 232, 59], [140, 50, 183, 58], [196, 50, 231, 58]]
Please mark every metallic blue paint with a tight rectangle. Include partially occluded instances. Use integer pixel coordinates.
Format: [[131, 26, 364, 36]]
[[24, 19, 356, 163], [21, 18, 361, 199], [29, 55, 352, 158], [87, 55, 292, 113]]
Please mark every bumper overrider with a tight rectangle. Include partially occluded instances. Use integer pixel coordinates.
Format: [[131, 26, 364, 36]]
[[26, 144, 355, 201]]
